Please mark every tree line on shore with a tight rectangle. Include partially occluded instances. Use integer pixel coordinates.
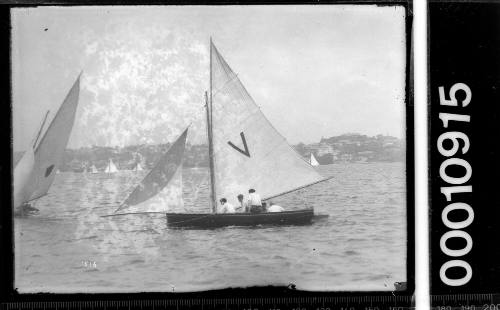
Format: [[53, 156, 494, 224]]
[[20, 133, 403, 172]]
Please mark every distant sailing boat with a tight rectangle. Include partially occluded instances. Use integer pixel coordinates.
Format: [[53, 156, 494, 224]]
[[104, 159, 118, 174], [309, 153, 320, 166], [165, 40, 331, 228], [13, 73, 81, 215], [132, 162, 144, 172], [90, 164, 98, 174]]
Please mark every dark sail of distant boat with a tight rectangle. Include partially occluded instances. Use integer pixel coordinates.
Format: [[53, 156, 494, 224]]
[[14, 73, 82, 211]]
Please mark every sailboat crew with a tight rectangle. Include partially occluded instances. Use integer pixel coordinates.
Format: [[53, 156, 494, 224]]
[[218, 198, 236, 214], [247, 189, 263, 213], [236, 194, 247, 212]]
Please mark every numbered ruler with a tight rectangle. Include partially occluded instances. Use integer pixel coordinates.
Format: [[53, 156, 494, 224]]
[[431, 294, 500, 310], [1, 296, 413, 310]]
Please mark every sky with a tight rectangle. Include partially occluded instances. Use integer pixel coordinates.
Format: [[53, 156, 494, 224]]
[[12, 5, 406, 151]]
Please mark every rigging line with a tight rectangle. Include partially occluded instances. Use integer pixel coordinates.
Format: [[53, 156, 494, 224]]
[[32, 110, 50, 150], [262, 176, 334, 201], [101, 211, 166, 218], [25, 193, 48, 204]]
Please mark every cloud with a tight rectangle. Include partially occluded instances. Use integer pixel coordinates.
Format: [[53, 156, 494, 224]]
[[12, 6, 406, 150]]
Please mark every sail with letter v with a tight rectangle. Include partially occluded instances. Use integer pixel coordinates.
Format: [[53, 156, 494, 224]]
[[209, 42, 328, 207]]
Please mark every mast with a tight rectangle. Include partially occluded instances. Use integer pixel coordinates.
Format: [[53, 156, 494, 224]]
[[208, 37, 217, 212], [205, 91, 217, 213]]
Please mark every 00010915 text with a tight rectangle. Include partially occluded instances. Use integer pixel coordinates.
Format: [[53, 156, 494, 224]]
[[437, 82, 474, 286]]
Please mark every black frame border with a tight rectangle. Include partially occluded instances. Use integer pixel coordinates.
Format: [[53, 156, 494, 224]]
[[0, 0, 415, 305]]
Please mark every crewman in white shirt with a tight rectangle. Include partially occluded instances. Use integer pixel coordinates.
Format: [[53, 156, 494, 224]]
[[267, 202, 285, 212], [218, 198, 236, 213], [236, 194, 248, 212], [247, 189, 263, 213]]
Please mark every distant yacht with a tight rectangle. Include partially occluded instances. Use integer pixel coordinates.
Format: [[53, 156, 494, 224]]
[[104, 159, 118, 174], [132, 162, 144, 172], [309, 153, 320, 166], [89, 164, 98, 174]]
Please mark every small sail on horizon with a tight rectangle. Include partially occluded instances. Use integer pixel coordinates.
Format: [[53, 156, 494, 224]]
[[133, 162, 144, 172], [90, 164, 98, 174], [209, 41, 328, 207], [310, 153, 320, 166], [113, 128, 188, 215], [104, 159, 118, 173], [21, 73, 82, 204]]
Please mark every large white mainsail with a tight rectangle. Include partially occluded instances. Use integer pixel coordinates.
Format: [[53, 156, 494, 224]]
[[23, 73, 82, 202], [114, 128, 188, 214], [310, 153, 320, 166], [209, 42, 327, 207]]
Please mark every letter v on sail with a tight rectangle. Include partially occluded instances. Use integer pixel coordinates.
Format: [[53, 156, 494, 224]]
[[227, 132, 250, 157], [209, 41, 331, 207], [165, 40, 331, 228]]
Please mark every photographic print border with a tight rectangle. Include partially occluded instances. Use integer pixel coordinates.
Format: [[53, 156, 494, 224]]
[[1, 0, 414, 306]]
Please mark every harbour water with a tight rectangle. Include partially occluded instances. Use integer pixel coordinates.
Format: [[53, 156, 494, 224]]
[[14, 163, 406, 292]]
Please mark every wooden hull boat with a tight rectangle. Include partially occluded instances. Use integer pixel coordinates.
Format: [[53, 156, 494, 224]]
[[106, 42, 332, 224], [166, 209, 326, 228]]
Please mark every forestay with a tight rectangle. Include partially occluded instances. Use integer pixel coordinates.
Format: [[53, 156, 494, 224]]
[[24, 73, 81, 202], [114, 128, 188, 214], [209, 42, 326, 206]]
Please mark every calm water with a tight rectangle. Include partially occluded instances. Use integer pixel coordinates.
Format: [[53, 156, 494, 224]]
[[15, 163, 406, 292]]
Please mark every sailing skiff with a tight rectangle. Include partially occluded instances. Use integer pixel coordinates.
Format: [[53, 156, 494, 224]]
[[14, 73, 81, 216], [166, 209, 315, 228], [108, 40, 331, 228]]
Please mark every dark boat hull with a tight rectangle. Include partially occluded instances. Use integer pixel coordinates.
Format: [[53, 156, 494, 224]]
[[166, 209, 318, 228]]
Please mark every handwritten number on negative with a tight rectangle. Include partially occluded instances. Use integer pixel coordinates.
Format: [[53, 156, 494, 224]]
[[228, 132, 251, 157]]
